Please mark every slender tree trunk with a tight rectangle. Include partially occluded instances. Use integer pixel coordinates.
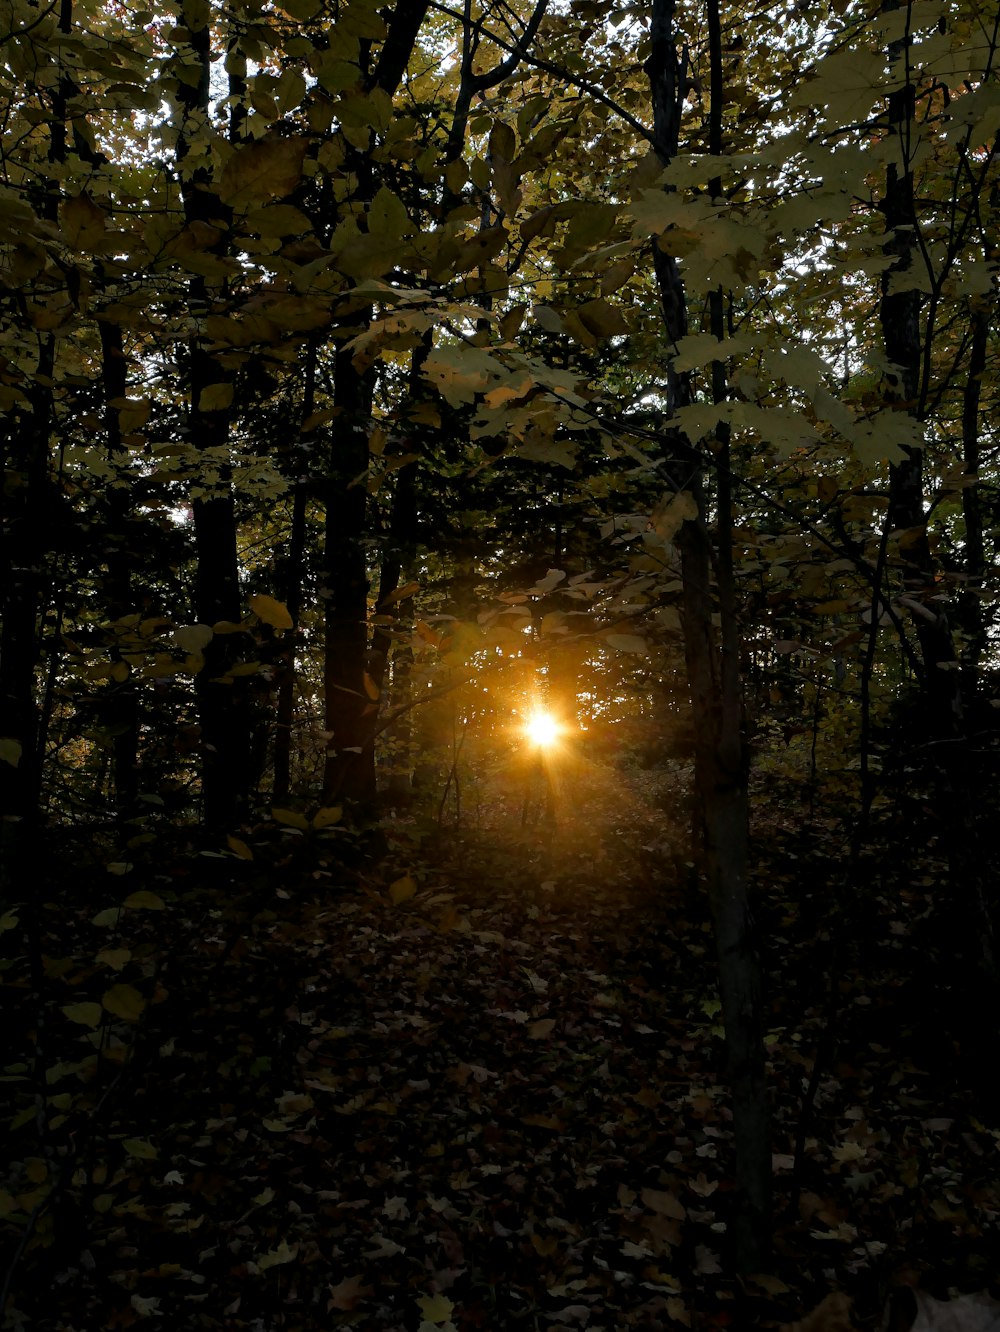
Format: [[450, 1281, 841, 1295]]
[[98, 317, 139, 816], [322, 330, 377, 805], [645, 0, 770, 1272], [879, 0, 996, 1069], [273, 340, 317, 804], [174, 0, 251, 832], [880, 4, 961, 733]]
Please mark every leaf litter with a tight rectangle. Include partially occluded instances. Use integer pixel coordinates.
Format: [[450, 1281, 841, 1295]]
[[2, 784, 999, 1330]]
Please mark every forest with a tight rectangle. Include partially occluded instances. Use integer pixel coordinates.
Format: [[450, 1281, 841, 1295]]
[[1, 0, 999, 1325]]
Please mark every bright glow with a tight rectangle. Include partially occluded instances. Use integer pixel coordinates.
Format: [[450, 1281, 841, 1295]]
[[523, 709, 561, 748]]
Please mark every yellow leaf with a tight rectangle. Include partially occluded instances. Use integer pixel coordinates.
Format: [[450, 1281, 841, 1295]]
[[60, 192, 106, 249], [416, 1293, 454, 1325], [96, 948, 131, 971], [389, 874, 417, 905], [250, 594, 293, 630], [363, 671, 380, 700], [102, 983, 146, 1023], [61, 1001, 103, 1028], [198, 382, 233, 413], [123, 890, 165, 910], [123, 1138, 158, 1160], [312, 805, 342, 829], [227, 835, 254, 861], [257, 1239, 298, 1270], [0, 738, 22, 768], [272, 807, 310, 830]]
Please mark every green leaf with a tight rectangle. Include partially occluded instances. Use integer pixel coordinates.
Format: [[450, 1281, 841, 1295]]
[[312, 805, 342, 829], [92, 907, 122, 927], [61, 1001, 104, 1028]]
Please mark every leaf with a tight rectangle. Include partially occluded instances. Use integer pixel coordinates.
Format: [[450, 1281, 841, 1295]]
[[122, 890, 165, 910], [606, 633, 647, 654], [0, 738, 22, 767], [328, 1275, 373, 1311], [528, 1018, 556, 1039], [92, 907, 122, 927], [60, 193, 106, 249], [272, 807, 310, 830], [257, 1239, 298, 1271], [312, 805, 342, 829], [174, 624, 214, 654], [102, 984, 146, 1022], [198, 382, 233, 413], [576, 297, 629, 340], [61, 1001, 104, 1028], [123, 1138, 158, 1160], [641, 1187, 686, 1220], [226, 835, 254, 861], [220, 137, 308, 206], [909, 1291, 1000, 1332], [0, 911, 18, 934], [417, 1294, 455, 1325], [250, 594, 294, 630], [389, 874, 417, 905], [96, 947, 131, 971]]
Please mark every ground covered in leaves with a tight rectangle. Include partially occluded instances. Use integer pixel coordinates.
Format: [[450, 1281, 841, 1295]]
[[3, 772, 1000, 1331]]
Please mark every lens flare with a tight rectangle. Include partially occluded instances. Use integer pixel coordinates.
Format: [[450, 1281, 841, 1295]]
[[524, 709, 561, 748]]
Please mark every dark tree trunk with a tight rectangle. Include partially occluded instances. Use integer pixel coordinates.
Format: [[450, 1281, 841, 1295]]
[[175, 0, 251, 832], [644, 0, 770, 1272], [98, 317, 140, 816], [321, 332, 376, 805], [273, 341, 317, 803]]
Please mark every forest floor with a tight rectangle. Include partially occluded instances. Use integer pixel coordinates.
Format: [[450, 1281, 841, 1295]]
[[3, 760, 1000, 1331]]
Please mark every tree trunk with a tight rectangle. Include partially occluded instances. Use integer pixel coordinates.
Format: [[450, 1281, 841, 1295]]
[[273, 340, 317, 803], [644, 0, 770, 1272], [321, 330, 377, 805], [98, 317, 140, 816], [174, 0, 251, 832]]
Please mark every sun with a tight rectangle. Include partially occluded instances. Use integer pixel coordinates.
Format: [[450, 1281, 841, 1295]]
[[523, 708, 561, 749]]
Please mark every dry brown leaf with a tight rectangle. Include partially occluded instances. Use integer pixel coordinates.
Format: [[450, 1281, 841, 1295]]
[[780, 1292, 854, 1332]]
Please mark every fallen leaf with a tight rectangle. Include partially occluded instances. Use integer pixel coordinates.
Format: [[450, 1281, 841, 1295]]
[[528, 1017, 556, 1039], [328, 1275, 372, 1311], [417, 1292, 455, 1324]]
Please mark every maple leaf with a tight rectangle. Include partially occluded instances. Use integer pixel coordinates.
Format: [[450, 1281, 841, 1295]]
[[327, 1275, 372, 1311]]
